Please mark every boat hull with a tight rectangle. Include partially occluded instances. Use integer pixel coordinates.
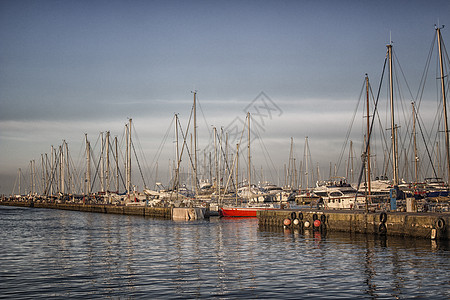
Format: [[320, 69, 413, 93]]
[[219, 207, 277, 217]]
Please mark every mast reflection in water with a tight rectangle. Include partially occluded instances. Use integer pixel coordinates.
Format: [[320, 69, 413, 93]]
[[0, 206, 448, 299]]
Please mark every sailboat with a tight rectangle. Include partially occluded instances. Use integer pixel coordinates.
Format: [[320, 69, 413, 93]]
[[219, 113, 280, 217]]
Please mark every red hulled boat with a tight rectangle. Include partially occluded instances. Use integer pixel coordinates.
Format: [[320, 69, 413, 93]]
[[219, 206, 278, 217]]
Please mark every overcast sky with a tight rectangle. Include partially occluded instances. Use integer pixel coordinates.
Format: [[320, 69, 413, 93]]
[[1, 0, 449, 195]]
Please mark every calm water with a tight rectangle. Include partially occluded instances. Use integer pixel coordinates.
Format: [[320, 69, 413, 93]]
[[0, 206, 448, 299]]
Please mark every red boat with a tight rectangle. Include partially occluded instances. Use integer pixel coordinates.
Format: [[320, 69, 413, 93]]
[[219, 206, 277, 217]]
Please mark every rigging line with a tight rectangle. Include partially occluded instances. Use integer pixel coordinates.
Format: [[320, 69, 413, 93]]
[[369, 79, 389, 176], [88, 133, 101, 192], [131, 139, 147, 189], [415, 104, 439, 178], [416, 101, 438, 176], [115, 125, 128, 191], [216, 129, 238, 195], [90, 140, 101, 193], [130, 121, 151, 186], [196, 95, 212, 143], [394, 49, 416, 104], [66, 146, 81, 194], [415, 31, 436, 109], [43, 147, 57, 195], [336, 77, 366, 176], [112, 137, 127, 192], [391, 58, 412, 166], [152, 114, 176, 181], [355, 53, 388, 200], [170, 104, 194, 194], [217, 130, 237, 189], [180, 114, 197, 184], [150, 115, 175, 179], [392, 50, 415, 155], [45, 147, 60, 195], [252, 122, 278, 184], [221, 114, 248, 200]]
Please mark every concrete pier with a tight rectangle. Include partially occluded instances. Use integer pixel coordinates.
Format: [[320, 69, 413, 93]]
[[0, 201, 200, 220], [258, 209, 449, 240]]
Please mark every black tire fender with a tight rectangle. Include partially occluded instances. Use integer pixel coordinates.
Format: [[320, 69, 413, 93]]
[[380, 212, 387, 223], [379, 223, 387, 235]]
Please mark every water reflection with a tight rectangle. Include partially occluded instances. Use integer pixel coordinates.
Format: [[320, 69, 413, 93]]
[[1, 206, 448, 299], [261, 225, 449, 299]]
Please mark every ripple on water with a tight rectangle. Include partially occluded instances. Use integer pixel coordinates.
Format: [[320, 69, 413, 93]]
[[0, 206, 449, 299]]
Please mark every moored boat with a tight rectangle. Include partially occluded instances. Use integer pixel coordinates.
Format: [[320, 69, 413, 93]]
[[219, 204, 278, 217]]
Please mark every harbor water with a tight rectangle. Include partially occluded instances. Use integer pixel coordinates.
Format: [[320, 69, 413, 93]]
[[0, 206, 448, 299]]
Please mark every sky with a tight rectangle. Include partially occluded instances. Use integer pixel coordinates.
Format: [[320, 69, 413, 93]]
[[1, 0, 449, 195]]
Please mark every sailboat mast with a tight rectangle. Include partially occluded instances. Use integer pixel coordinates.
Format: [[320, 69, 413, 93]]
[[115, 136, 119, 193], [126, 119, 132, 195], [236, 143, 239, 204], [304, 136, 309, 190], [50, 145, 54, 196], [214, 127, 219, 196], [288, 137, 294, 188], [41, 154, 45, 194], [60, 144, 64, 194], [412, 102, 418, 183], [175, 114, 179, 196], [387, 43, 399, 186], [18, 168, 21, 195], [100, 132, 104, 193], [106, 131, 110, 193], [365, 75, 372, 195], [85, 134, 91, 195], [247, 112, 251, 198], [65, 141, 71, 194], [192, 91, 198, 196], [436, 26, 450, 187]]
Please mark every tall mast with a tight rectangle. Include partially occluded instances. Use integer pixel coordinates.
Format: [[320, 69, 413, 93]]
[[18, 168, 22, 195], [436, 26, 450, 186], [387, 43, 399, 186], [106, 131, 110, 193], [41, 154, 45, 194], [247, 112, 251, 198], [412, 102, 418, 183], [175, 114, 179, 195], [192, 91, 198, 196], [218, 129, 222, 197], [126, 119, 132, 195], [60, 144, 64, 194], [115, 136, 119, 193], [225, 132, 228, 188], [50, 145, 54, 196], [288, 137, 294, 188], [304, 136, 310, 189], [365, 75, 372, 195], [65, 141, 71, 194], [214, 127, 219, 196], [85, 134, 91, 195], [349, 140, 354, 183], [100, 132, 104, 193], [236, 143, 239, 204], [30, 160, 34, 195]]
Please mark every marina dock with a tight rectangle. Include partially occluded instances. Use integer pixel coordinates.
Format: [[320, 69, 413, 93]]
[[0, 200, 207, 220], [257, 209, 449, 240], [1, 199, 448, 240]]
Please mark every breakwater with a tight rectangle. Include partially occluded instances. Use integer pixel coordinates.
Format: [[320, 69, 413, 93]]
[[258, 209, 449, 240]]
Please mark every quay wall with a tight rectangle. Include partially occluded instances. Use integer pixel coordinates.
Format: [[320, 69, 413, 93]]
[[0, 201, 172, 219], [258, 209, 449, 240]]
